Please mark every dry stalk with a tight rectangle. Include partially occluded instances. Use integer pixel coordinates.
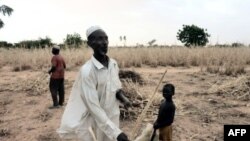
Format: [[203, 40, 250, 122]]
[[208, 76, 250, 100], [0, 128, 10, 137], [38, 109, 53, 122], [130, 70, 167, 140], [121, 80, 146, 120]]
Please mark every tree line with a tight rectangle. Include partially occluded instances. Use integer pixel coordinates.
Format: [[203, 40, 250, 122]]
[[0, 33, 86, 49]]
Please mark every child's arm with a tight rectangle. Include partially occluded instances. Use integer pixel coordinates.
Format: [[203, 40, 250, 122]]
[[153, 103, 164, 129]]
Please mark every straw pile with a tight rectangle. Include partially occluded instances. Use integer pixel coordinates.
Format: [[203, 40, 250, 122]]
[[119, 70, 149, 120], [209, 75, 250, 100], [119, 70, 144, 85], [120, 80, 148, 120], [24, 73, 49, 96], [1, 72, 50, 95]]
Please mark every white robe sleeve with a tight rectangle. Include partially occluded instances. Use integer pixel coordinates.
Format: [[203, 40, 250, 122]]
[[80, 70, 122, 140], [113, 60, 122, 90], [57, 73, 88, 139]]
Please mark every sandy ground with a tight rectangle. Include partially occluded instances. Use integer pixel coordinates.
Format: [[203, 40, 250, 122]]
[[0, 66, 250, 141]]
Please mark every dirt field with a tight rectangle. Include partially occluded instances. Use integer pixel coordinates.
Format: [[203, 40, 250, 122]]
[[1, 66, 250, 141]]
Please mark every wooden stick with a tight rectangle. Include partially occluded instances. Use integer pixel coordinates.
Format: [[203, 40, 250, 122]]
[[130, 69, 167, 140], [88, 127, 97, 141]]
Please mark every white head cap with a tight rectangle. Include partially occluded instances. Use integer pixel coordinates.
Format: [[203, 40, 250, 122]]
[[52, 45, 60, 50], [86, 26, 104, 38]]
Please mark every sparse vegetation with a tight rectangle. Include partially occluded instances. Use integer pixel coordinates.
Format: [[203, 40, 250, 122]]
[[37, 130, 59, 141], [1, 46, 250, 140], [209, 76, 250, 100], [0, 128, 10, 137], [38, 109, 53, 122], [121, 80, 147, 120], [206, 65, 245, 76], [119, 70, 144, 85], [0, 47, 250, 76]]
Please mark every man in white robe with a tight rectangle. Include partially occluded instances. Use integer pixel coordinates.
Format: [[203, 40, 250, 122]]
[[57, 26, 131, 141]]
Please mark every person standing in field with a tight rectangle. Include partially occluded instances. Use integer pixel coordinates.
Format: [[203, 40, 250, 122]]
[[57, 26, 131, 141], [153, 83, 176, 141], [48, 45, 66, 108]]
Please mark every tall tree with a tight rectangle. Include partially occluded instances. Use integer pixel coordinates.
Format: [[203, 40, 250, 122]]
[[177, 24, 210, 47], [0, 4, 13, 28]]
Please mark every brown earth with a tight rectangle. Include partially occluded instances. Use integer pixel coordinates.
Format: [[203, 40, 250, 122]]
[[0, 66, 250, 141]]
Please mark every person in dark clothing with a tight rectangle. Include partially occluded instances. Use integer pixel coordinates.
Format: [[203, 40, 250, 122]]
[[48, 45, 66, 109], [153, 83, 176, 141]]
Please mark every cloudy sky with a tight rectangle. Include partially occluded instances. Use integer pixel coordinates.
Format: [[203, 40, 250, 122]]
[[0, 0, 250, 46]]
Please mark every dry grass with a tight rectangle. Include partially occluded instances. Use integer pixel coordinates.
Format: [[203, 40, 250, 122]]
[[119, 70, 144, 85], [0, 48, 92, 71], [0, 128, 11, 137], [206, 65, 245, 76], [209, 76, 250, 100], [110, 47, 250, 68], [37, 129, 59, 141], [25, 100, 38, 105], [1, 47, 250, 75], [121, 80, 146, 120], [0, 97, 10, 116], [25, 72, 49, 96], [37, 109, 53, 122], [0, 98, 12, 106]]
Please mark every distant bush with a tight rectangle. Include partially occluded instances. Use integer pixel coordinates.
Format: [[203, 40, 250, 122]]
[[64, 33, 87, 48], [232, 42, 245, 47], [0, 37, 53, 49], [0, 41, 13, 48], [214, 44, 231, 48], [16, 37, 52, 49]]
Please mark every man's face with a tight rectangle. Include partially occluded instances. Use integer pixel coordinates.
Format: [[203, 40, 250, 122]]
[[88, 30, 109, 56]]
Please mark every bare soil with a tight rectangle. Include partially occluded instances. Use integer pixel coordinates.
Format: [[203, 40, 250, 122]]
[[1, 66, 250, 141]]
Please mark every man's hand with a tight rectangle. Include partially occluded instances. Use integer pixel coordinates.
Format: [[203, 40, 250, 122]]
[[153, 122, 158, 129], [116, 89, 132, 110], [117, 132, 129, 141], [48, 66, 56, 74], [48, 70, 51, 74], [124, 101, 132, 110]]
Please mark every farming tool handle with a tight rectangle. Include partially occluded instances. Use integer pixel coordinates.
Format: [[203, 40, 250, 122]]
[[130, 69, 167, 140], [150, 129, 157, 141]]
